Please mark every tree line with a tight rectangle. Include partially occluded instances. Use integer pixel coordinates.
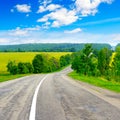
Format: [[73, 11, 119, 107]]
[[0, 43, 112, 52], [7, 54, 71, 75], [72, 44, 120, 82]]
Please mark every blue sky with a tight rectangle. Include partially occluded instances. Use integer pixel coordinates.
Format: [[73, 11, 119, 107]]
[[0, 0, 120, 46]]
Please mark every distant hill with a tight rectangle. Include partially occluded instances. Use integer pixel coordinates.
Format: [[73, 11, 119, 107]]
[[116, 43, 120, 47], [0, 43, 112, 52]]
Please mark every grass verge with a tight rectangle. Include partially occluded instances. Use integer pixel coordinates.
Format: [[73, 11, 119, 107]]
[[0, 73, 29, 82], [68, 71, 120, 93]]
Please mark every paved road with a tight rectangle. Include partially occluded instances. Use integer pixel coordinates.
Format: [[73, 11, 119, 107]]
[[0, 67, 120, 120]]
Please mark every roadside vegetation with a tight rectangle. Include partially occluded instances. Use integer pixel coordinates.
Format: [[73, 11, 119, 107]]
[[69, 71, 120, 92], [0, 52, 71, 82], [0, 43, 120, 91], [6, 53, 71, 74], [0, 73, 27, 82], [0, 52, 71, 72], [69, 44, 120, 92]]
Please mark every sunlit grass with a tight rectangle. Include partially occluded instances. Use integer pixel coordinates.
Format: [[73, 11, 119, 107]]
[[0, 52, 71, 72], [68, 71, 120, 93], [110, 52, 116, 66], [0, 72, 28, 82]]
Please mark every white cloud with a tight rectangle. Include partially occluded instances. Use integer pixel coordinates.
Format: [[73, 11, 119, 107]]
[[0, 38, 9, 44], [64, 28, 82, 33], [47, 4, 61, 11], [37, 16, 48, 22], [41, 0, 52, 7], [9, 27, 28, 36], [0, 29, 119, 46], [9, 26, 40, 36], [75, 0, 113, 16], [37, 0, 113, 28], [37, 6, 45, 13], [37, 4, 61, 13], [15, 4, 31, 13], [37, 8, 78, 27]]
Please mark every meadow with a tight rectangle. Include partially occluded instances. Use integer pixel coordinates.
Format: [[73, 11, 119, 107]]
[[0, 52, 71, 73]]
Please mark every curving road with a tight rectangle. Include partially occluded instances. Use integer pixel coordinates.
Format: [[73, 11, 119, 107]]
[[0, 67, 120, 120]]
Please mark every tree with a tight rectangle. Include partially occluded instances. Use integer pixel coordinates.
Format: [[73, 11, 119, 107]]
[[112, 46, 120, 81], [18, 62, 29, 74], [98, 48, 112, 76], [25, 63, 33, 73], [32, 54, 45, 73], [72, 44, 98, 76], [49, 57, 60, 72], [60, 54, 71, 67], [7, 61, 18, 75]]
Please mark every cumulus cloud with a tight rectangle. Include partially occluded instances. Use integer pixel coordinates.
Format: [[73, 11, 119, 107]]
[[37, 8, 78, 27], [9, 26, 40, 36], [37, 0, 113, 28], [37, 4, 61, 13], [9, 27, 28, 36], [75, 0, 113, 16], [15, 4, 31, 13], [40, 0, 52, 7], [64, 28, 82, 33]]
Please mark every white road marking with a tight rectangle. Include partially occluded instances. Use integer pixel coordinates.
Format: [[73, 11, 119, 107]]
[[29, 75, 48, 120]]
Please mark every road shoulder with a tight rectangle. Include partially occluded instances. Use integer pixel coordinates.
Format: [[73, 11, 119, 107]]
[[64, 75, 120, 110]]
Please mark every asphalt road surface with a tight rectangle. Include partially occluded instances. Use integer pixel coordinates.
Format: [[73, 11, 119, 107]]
[[0, 67, 120, 120]]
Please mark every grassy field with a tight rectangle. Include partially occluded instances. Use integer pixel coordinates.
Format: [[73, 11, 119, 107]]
[[0, 52, 71, 82], [69, 71, 120, 93], [0, 52, 71, 73]]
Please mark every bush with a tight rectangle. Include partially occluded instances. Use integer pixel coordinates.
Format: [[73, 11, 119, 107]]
[[7, 61, 18, 75], [32, 54, 45, 73]]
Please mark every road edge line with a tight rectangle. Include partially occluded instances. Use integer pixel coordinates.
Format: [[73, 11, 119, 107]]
[[29, 75, 48, 120]]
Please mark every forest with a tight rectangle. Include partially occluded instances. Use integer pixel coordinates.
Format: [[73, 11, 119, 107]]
[[0, 43, 112, 52]]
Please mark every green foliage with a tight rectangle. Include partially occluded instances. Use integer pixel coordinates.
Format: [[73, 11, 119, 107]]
[[111, 46, 120, 82], [98, 48, 112, 76], [32, 54, 45, 73], [72, 44, 98, 76], [0, 73, 27, 82], [7, 61, 18, 75], [6, 53, 71, 75], [0, 52, 70, 72], [69, 71, 120, 93], [25, 63, 33, 73], [49, 57, 60, 72], [7, 61, 33, 74], [18, 62, 29, 74], [60, 54, 71, 67]]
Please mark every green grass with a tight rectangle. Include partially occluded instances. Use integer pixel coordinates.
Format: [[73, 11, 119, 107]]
[[0, 73, 28, 82], [0, 52, 71, 72], [68, 71, 120, 93], [0, 52, 71, 82]]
